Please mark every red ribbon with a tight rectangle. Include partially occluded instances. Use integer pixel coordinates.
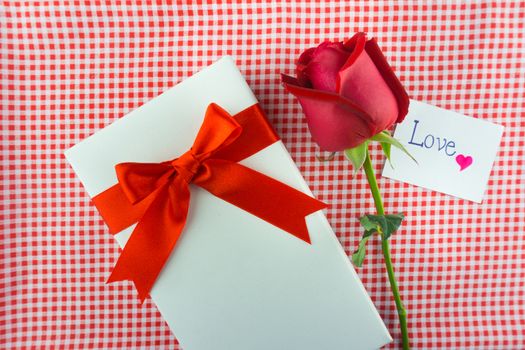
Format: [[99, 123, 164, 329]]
[[92, 103, 326, 302]]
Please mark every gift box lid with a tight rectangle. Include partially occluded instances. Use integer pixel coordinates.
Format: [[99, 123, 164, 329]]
[[65, 56, 392, 350]]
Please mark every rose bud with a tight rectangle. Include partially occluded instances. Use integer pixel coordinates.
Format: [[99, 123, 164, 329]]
[[282, 32, 410, 152]]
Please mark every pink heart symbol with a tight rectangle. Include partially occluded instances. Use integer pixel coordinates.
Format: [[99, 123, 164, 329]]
[[456, 154, 473, 171]]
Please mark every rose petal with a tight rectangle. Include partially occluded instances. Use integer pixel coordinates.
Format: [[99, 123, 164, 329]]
[[296, 47, 316, 86], [365, 38, 410, 123], [339, 32, 367, 74], [303, 42, 350, 93], [282, 74, 376, 152], [337, 41, 399, 134], [298, 47, 316, 66]]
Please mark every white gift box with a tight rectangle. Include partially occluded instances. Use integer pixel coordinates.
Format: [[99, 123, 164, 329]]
[[65, 57, 391, 350]]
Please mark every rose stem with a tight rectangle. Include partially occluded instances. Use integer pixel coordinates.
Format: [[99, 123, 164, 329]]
[[362, 148, 410, 350]]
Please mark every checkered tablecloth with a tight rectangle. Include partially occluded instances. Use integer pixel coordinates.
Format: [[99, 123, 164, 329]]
[[2, 1, 524, 349]]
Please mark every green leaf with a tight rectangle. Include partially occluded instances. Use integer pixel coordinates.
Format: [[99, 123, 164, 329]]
[[344, 141, 368, 175], [359, 215, 380, 233], [364, 214, 388, 234], [359, 213, 405, 241], [352, 235, 371, 267], [382, 213, 405, 240], [353, 213, 406, 267], [370, 131, 418, 164], [353, 216, 380, 267]]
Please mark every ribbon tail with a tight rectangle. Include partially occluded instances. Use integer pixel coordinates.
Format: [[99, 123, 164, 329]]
[[195, 160, 326, 243], [107, 178, 190, 303]]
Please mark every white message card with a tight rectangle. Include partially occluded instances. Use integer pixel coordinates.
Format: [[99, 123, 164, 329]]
[[382, 100, 504, 203]]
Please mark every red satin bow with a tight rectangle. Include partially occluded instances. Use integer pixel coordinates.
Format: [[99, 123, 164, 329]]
[[92, 103, 326, 302]]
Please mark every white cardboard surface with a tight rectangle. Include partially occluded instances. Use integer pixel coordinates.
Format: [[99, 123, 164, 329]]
[[382, 100, 504, 203], [65, 57, 391, 350]]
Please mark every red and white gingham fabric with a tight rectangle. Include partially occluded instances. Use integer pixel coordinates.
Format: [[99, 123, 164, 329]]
[[1, 1, 524, 349]]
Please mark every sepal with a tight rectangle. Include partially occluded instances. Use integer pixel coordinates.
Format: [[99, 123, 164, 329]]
[[344, 141, 368, 175], [370, 130, 417, 165]]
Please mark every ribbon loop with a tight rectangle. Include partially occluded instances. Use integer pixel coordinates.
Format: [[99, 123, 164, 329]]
[[115, 162, 174, 204], [94, 103, 327, 302], [191, 103, 243, 158]]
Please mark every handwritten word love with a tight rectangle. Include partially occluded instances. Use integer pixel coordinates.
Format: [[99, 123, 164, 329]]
[[408, 120, 457, 156]]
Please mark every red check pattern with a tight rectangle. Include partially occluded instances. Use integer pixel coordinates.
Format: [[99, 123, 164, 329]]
[[1, 1, 524, 349]]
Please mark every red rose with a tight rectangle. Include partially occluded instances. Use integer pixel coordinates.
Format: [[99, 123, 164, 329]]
[[282, 33, 410, 152]]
